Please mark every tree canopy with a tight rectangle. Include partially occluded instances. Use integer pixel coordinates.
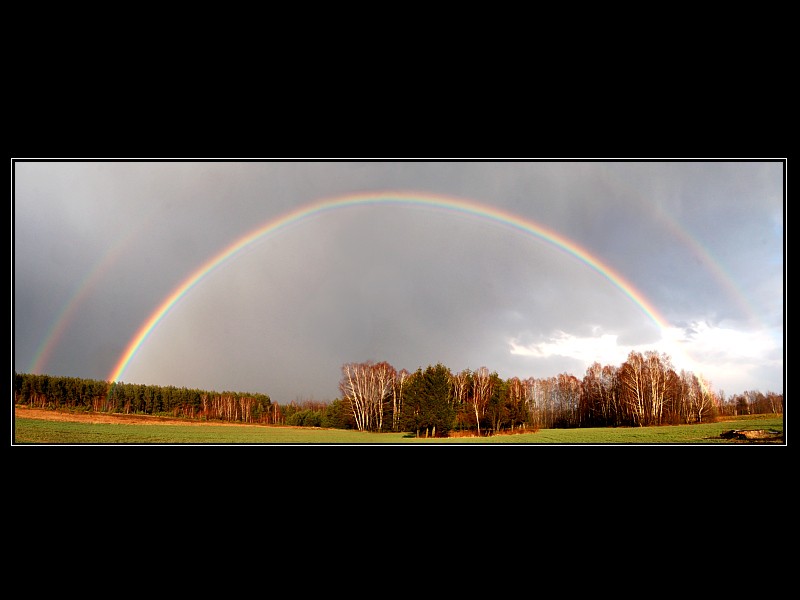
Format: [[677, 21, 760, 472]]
[[15, 348, 783, 436], [400, 363, 455, 438]]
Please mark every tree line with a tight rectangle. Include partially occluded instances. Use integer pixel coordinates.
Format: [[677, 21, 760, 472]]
[[720, 389, 784, 417], [12, 371, 350, 428], [13, 372, 275, 424], [14, 349, 783, 435], [332, 351, 783, 436]]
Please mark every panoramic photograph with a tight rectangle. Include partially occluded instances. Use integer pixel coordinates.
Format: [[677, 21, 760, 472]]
[[12, 160, 785, 444]]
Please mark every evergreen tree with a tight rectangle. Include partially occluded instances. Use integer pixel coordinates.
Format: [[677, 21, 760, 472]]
[[400, 364, 455, 437], [321, 398, 351, 429]]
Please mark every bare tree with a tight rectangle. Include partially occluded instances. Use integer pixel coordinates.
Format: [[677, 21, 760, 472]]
[[582, 362, 609, 426], [620, 350, 647, 426], [556, 373, 582, 427], [451, 369, 471, 409], [645, 350, 673, 425], [523, 377, 544, 429], [339, 361, 396, 432], [340, 362, 369, 431], [692, 372, 716, 423], [392, 368, 410, 432], [765, 391, 783, 414], [372, 361, 396, 431], [507, 377, 527, 430], [470, 367, 493, 436]]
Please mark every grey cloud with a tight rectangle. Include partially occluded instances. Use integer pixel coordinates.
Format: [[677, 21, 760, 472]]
[[14, 160, 784, 400]]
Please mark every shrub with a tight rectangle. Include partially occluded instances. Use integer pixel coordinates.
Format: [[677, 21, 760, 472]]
[[287, 409, 323, 427]]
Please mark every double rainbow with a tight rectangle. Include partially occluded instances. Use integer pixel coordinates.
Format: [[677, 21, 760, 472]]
[[107, 191, 686, 384]]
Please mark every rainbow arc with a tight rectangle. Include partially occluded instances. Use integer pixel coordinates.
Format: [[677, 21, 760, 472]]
[[107, 191, 699, 384]]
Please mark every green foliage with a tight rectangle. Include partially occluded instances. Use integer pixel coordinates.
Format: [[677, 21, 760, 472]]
[[400, 363, 456, 437], [286, 409, 323, 427], [485, 371, 509, 433], [14, 372, 271, 423], [17, 346, 781, 440], [322, 398, 354, 429]]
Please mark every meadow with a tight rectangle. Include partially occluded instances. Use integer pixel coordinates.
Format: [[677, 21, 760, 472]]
[[13, 412, 783, 444]]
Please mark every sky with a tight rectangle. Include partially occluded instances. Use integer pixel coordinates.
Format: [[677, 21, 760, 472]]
[[13, 160, 785, 404]]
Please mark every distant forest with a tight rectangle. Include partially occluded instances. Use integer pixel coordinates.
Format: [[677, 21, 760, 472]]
[[13, 374, 277, 424], [13, 349, 783, 436]]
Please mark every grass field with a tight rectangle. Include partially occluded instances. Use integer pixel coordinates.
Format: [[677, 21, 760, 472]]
[[13, 412, 784, 444]]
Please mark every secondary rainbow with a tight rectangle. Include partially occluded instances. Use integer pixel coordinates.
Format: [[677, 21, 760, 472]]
[[592, 163, 765, 329], [108, 191, 685, 384], [28, 214, 153, 376]]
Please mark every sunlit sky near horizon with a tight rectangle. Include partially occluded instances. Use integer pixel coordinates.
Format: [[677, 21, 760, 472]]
[[13, 160, 784, 403]]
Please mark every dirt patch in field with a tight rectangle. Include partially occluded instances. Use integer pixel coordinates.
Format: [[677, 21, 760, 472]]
[[14, 406, 264, 427], [719, 428, 784, 443], [14, 406, 332, 431]]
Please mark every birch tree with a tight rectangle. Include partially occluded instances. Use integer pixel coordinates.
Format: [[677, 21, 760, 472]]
[[555, 373, 582, 427], [340, 362, 370, 431], [523, 377, 543, 429], [506, 377, 527, 430], [582, 362, 607, 426], [470, 366, 493, 436], [372, 361, 397, 432], [392, 368, 410, 432], [451, 369, 471, 416], [689, 371, 716, 423], [644, 350, 673, 425], [339, 361, 396, 431], [620, 351, 647, 426]]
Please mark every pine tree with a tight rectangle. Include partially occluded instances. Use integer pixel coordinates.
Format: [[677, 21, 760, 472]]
[[400, 363, 455, 437]]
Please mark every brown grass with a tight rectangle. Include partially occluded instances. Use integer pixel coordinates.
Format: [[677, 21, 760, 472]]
[[15, 406, 263, 427], [447, 426, 540, 439]]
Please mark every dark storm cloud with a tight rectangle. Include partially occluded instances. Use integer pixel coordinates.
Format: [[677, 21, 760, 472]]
[[13, 160, 784, 401]]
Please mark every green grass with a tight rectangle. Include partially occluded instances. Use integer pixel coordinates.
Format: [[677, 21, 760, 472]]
[[12, 419, 410, 444], [425, 417, 784, 444], [13, 417, 783, 444]]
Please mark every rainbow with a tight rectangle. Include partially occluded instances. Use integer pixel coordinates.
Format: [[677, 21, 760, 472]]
[[591, 164, 765, 328], [107, 191, 693, 384], [27, 216, 151, 376]]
